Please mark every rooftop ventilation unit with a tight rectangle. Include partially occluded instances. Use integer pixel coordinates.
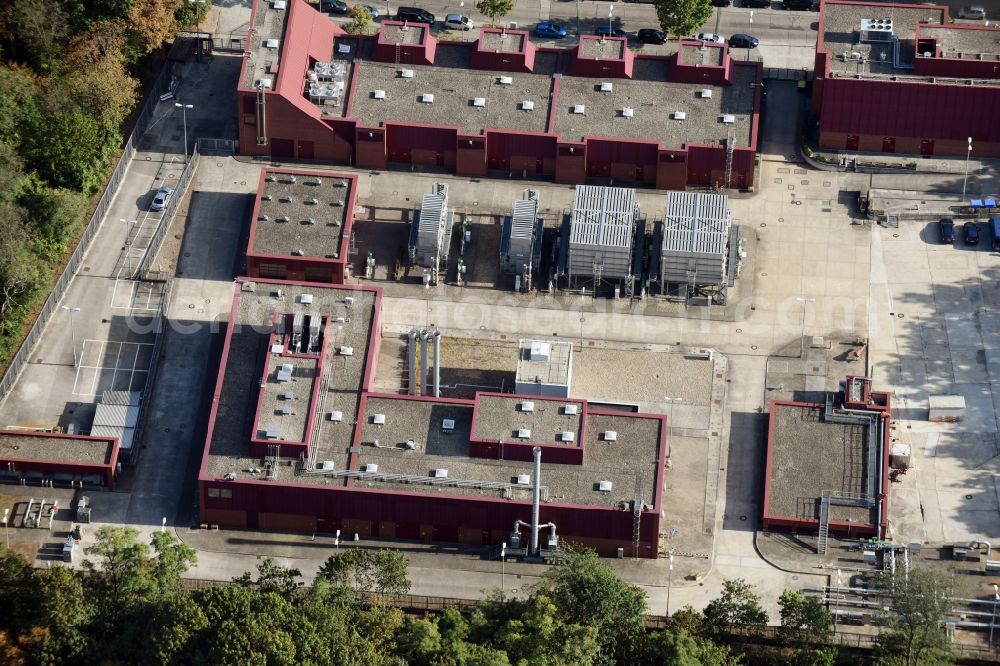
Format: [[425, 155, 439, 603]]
[[442, 418, 456, 432], [282, 391, 295, 400], [520, 401, 535, 412], [498, 75, 513, 85], [517, 428, 532, 439], [256, 78, 273, 89], [560, 431, 575, 442], [563, 404, 578, 415], [270, 343, 284, 354], [860, 18, 894, 42], [373, 413, 386, 425], [516, 474, 531, 485], [339, 346, 354, 356], [320, 460, 335, 471], [273, 0, 287, 8], [292, 249, 304, 256], [263, 194, 273, 201], [699, 89, 713, 99], [278, 215, 289, 223], [299, 294, 314, 304], [421, 93, 435, 103], [281, 195, 294, 203], [265, 39, 280, 49], [400, 69, 415, 78], [312, 177, 322, 185], [572, 104, 586, 114], [329, 410, 343, 422], [338, 43, 351, 54], [373, 89, 386, 99], [404, 439, 417, 450], [364, 463, 379, 473], [598, 480, 613, 492], [473, 97, 486, 107], [521, 100, 535, 111], [673, 111, 687, 120], [529, 341, 550, 361], [305, 218, 316, 225], [266, 174, 277, 182], [600, 82, 613, 92], [288, 175, 296, 183], [344, 297, 354, 305], [280, 405, 294, 415], [603, 430, 618, 441], [433, 468, 449, 478], [259, 214, 270, 221], [721, 114, 736, 124], [277, 363, 294, 382], [620, 107, 634, 118], [266, 429, 282, 439]]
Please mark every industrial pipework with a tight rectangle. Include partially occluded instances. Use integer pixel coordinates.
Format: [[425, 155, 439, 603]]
[[420, 329, 430, 396], [433, 330, 442, 398], [407, 329, 418, 395], [531, 447, 541, 555]]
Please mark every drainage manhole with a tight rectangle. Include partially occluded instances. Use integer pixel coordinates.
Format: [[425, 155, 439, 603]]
[[751, 345, 758, 350], [759, 222, 766, 228], [778, 217, 784, 222], [188, 304, 195, 309]]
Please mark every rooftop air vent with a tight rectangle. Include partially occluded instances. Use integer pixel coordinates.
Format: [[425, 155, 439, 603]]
[[340, 346, 354, 356], [278, 215, 289, 223], [312, 177, 322, 185], [266, 174, 277, 182], [600, 81, 613, 92], [265, 39, 280, 49], [498, 75, 513, 85], [299, 294, 314, 304], [572, 104, 586, 114], [373, 89, 386, 99], [373, 413, 386, 425], [421, 93, 435, 103], [364, 463, 379, 473], [400, 69, 414, 78], [673, 111, 687, 120], [321, 460, 335, 471], [563, 404, 578, 415], [338, 43, 351, 54], [473, 97, 486, 107], [266, 429, 282, 439], [598, 480, 613, 492], [603, 430, 618, 441], [516, 474, 531, 485], [721, 114, 735, 124], [273, 0, 287, 8], [256, 78, 273, 89], [560, 431, 575, 442], [280, 405, 294, 415], [263, 194, 273, 201], [281, 195, 294, 203], [259, 214, 270, 221], [433, 468, 449, 478], [521, 100, 535, 111], [442, 418, 456, 432], [344, 297, 354, 305], [305, 218, 316, 225], [404, 440, 417, 450], [277, 363, 294, 382], [699, 89, 713, 99], [620, 107, 634, 118], [329, 410, 343, 422], [517, 428, 532, 439], [520, 401, 535, 412]]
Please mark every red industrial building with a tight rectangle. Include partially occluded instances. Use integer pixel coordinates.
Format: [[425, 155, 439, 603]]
[[812, 0, 1000, 156], [238, 0, 763, 189], [198, 279, 667, 557], [0, 431, 120, 489], [245, 168, 358, 283], [763, 376, 890, 540]]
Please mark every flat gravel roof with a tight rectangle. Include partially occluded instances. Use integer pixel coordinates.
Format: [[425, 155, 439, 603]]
[[253, 172, 352, 259], [481, 31, 525, 53], [382, 23, 426, 45], [680, 43, 725, 66], [920, 25, 1000, 60], [768, 404, 874, 524], [580, 38, 625, 60], [822, 2, 946, 75], [0, 433, 115, 465], [474, 395, 583, 446], [256, 355, 318, 443]]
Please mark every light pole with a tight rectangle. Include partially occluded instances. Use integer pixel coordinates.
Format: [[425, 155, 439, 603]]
[[61, 306, 81, 367], [161, 516, 167, 533], [188, 0, 207, 60], [991, 584, 999, 646], [121, 218, 136, 276], [795, 297, 815, 358], [501, 541, 507, 594], [2, 508, 8, 549], [335, 529, 341, 554], [666, 548, 676, 615], [748, 11, 754, 60], [175, 103, 194, 162], [664, 396, 683, 458], [833, 568, 843, 632], [579, 316, 585, 351], [608, 5, 613, 36], [962, 136, 973, 201]]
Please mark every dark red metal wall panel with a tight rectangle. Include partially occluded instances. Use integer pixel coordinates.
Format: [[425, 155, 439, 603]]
[[355, 126, 387, 169], [585, 138, 658, 184], [555, 142, 587, 183], [386, 123, 457, 166], [456, 135, 487, 176], [486, 131, 557, 174]]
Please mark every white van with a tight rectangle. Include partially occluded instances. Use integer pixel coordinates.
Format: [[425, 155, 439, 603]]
[[445, 13, 475, 30]]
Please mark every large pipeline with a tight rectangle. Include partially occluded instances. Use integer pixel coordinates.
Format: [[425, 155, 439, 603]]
[[433, 330, 441, 398], [531, 447, 541, 555], [407, 329, 418, 395], [420, 329, 430, 396]]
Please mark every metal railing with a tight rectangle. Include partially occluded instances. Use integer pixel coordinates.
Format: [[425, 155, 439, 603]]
[[136, 146, 200, 280], [126, 278, 172, 464], [0, 60, 175, 403]]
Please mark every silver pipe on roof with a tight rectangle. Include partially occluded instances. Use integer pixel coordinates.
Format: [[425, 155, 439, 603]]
[[531, 446, 541, 555], [407, 329, 418, 395], [420, 329, 429, 396], [432, 330, 441, 398]]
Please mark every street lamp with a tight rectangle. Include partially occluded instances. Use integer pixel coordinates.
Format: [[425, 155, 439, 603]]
[[608, 5, 613, 36], [61, 306, 81, 367], [175, 103, 194, 162], [501, 541, 507, 594], [748, 11, 754, 60], [121, 218, 136, 276], [795, 297, 815, 358], [664, 396, 683, 458], [962, 136, 973, 201], [2, 508, 8, 549], [335, 529, 341, 554], [990, 584, 999, 646], [666, 548, 676, 615]]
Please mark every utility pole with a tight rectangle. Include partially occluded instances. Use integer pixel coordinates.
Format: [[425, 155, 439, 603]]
[[664, 396, 683, 458], [666, 548, 676, 615], [61, 306, 81, 367], [175, 103, 194, 162], [796, 297, 815, 358], [962, 136, 973, 201]]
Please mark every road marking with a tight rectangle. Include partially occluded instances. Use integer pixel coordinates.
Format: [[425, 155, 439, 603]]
[[111, 279, 164, 311], [72, 339, 153, 397]]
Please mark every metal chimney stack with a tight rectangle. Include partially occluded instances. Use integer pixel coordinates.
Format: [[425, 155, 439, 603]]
[[420, 329, 430, 396], [432, 330, 442, 398], [407, 329, 418, 395], [531, 446, 541, 556]]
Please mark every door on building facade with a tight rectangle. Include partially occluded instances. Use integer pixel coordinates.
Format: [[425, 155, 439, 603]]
[[846, 135, 860, 151], [270, 138, 294, 158], [882, 137, 896, 153], [920, 140, 934, 156], [297, 140, 314, 159]]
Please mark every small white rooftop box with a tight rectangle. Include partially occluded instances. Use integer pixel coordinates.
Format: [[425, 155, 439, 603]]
[[621, 107, 634, 118], [441, 418, 456, 432], [270, 344, 284, 354], [560, 431, 575, 442], [699, 88, 713, 98], [344, 297, 354, 305], [421, 93, 435, 103], [520, 401, 535, 412], [277, 363, 294, 382], [339, 346, 354, 356], [373, 413, 386, 425], [329, 410, 343, 422], [498, 75, 513, 84], [600, 81, 613, 92], [321, 460, 335, 471], [672, 111, 687, 120], [433, 468, 449, 478], [473, 97, 486, 107], [563, 404, 578, 415], [517, 428, 532, 439], [265, 39, 280, 49], [266, 429, 281, 439], [516, 474, 531, 485], [256, 78, 273, 89], [521, 100, 535, 111], [721, 114, 735, 124], [373, 89, 386, 99], [337, 43, 351, 54], [598, 480, 613, 492], [572, 104, 586, 114], [400, 69, 415, 78], [529, 341, 550, 361], [364, 463, 379, 473], [299, 294, 314, 304], [603, 430, 618, 441], [273, 0, 287, 8]]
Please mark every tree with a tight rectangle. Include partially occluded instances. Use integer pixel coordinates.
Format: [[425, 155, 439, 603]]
[[670, 605, 706, 636], [874, 569, 960, 666], [644, 628, 742, 666], [778, 589, 832, 647], [541, 547, 646, 665], [343, 5, 373, 35], [475, 0, 513, 26], [318, 548, 410, 603], [234, 558, 304, 603], [150, 531, 198, 598], [174, 0, 210, 30], [480, 593, 598, 666], [190, 585, 300, 665], [82, 526, 157, 639], [654, 0, 713, 40], [33, 566, 93, 665], [0, 549, 38, 632], [702, 578, 768, 637]]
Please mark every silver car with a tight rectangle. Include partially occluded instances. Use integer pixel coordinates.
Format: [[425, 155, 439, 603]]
[[150, 186, 173, 211], [958, 4, 986, 18]]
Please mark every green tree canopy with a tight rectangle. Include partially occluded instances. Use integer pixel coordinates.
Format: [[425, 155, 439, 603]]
[[702, 578, 768, 636], [654, 0, 713, 40], [318, 548, 411, 603], [874, 569, 961, 666], [475, 0, 514, 25]]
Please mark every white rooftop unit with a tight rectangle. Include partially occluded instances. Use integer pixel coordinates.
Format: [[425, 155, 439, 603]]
[[563, 404, 578, 415], [373, 89, 386, 99], [519, 401, 535, 412], [560, 431, 575, 442], [473, 97, 486, 107], [620, 107, 634, 118], [373, 413, 386, 425], [529, 341, 550, 361], [520, 100, 535, 111], [501, 191, 541, 275], [276, 363, 294, 382], [699, 88, 713, 98], [420, 93, 435, 103], [660, 191, 731, 287], [598, 480, 613, 492], [516, 428, 532, 439], [498, 75, 513, 84], [329, 410, 343, 422], [400, 68, 415, 78], [364, 463, 379, 473], [600, 82, 613, 92], [441, 418, 456, 432], [572, 104, 586, 114], [603, 430, 618, 441], [566, 185, 638, 281], [720, 114, 735, 124], [516, 474, 531, 485], [860, 18, 895, 42], [410, 182, 454, 270], [433, 468, 449, 478], [673, 111, 687, 120]]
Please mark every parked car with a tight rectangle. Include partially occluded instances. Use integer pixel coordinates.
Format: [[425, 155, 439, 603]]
[[783, 0, 815, 10], [150, 186, 173, 211], [742, 0, 771, 7], [321, 0, 349, 14], [957, 4, 986, 18], [712, 0, 732, 6], [963, 221, 980, 246], [361, 4, 379, 18], [534, 22, 568, 38], [395, 6, 434, 23], [636, 28, 667, 44], [695, 32, 725, 43], [938, 217, 955, 244], [445, 13, 475, 30], [595, 26, 629, 38], [728, 33, 759, 48]]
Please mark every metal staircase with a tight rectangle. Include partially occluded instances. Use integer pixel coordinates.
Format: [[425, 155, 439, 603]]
[[723, 129, 735, 189], [632, 475, 643, 559], [818, 492, 832, 554]]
